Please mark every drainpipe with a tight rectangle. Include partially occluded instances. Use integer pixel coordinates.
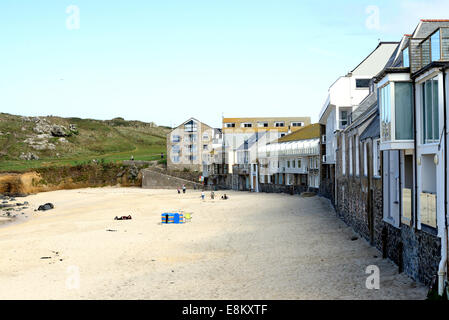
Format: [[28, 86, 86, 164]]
[[439, 68, 448, 296]]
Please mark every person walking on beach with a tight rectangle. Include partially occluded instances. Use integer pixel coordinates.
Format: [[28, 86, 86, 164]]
[[182, 185, 186, 194], [177, 187, 181, 194], [201, 191, 205, 200], [210, 191, 215, 199]]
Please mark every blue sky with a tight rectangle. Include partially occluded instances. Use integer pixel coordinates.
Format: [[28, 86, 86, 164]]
[[1, 0, 449, 127]]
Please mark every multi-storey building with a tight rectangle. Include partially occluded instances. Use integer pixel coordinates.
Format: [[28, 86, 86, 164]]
[[330, 19, 449, 294], [318, 41, 399, 205], [257, 123, 321, 194], [166, 118, 216, 173]]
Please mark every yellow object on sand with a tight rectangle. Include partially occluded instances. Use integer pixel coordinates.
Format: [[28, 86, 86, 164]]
[[185, 213, 192, 222]]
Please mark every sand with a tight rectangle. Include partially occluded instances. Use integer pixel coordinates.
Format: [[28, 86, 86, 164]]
[[0, 187, 427, 300]]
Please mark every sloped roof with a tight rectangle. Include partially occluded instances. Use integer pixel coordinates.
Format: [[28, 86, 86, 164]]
[[360, 113, 380, 141], [277, 123, 321, 143]]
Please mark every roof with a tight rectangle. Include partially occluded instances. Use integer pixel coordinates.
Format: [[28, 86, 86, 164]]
[[350, 90, 377, 123], [350, 42, 400, 74], [277, 123, 321, 143], [360, 113, 380, 141]]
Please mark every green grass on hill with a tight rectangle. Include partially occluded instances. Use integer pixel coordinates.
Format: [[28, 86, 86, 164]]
[[0, 113, 169, 172]]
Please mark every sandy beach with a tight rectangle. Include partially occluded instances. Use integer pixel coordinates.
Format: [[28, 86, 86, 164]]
[[0, 187, 427, 299]]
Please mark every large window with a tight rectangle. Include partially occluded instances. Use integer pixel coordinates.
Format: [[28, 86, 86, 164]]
[[356, 79, 370, 88], [395, 82, 413, 140], [184, 120, 197, 132], [172, 135, 181, 143], [340, 110, 349, 129], [422, 77, 439, 144], [431, 30, 441, 62], [349, 136, 353, 176], [355, 136, 360, 176], [373, 139, 381, 177], [380, 83, 392, 141], [402, 47, 410, 67], [342, 135, 346, 175]]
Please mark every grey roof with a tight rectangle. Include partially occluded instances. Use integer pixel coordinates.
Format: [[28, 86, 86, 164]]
[[414, 20, 449, 39], [360, 113, 380, 141], [351, 90, 377, 123], [236, 131, 267, 151]]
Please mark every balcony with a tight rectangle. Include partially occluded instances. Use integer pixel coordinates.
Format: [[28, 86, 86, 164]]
[[416, 27, 449, 70], [232, 163, 250, 175]]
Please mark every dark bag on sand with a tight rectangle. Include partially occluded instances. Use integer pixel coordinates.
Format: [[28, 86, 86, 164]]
[[38, 203, 54, 211]]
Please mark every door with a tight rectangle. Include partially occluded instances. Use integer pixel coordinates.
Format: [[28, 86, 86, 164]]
[[383, 150, 400, 227]]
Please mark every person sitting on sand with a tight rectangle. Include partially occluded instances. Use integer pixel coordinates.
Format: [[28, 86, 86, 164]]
[[177, 188, 181, 194], [221, 194, 228, 200]]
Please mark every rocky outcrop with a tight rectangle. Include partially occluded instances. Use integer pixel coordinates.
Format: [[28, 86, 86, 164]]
[[19, 152, 39, 161]]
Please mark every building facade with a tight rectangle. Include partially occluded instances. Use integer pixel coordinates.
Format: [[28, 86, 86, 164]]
[[330, 20, 449, 293], [166, 118, 216, 173]]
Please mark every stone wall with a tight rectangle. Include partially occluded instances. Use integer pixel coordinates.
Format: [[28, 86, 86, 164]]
[[259, 183, 311, 195], [333, 131, 441, 286], [141, 169, 204, 189]]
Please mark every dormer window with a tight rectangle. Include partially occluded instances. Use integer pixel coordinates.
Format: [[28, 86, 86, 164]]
[[402, 47, 410, 68], [242, 123, 252, 128], [225, 123, 235, 128], [275, 122, 285, 127]]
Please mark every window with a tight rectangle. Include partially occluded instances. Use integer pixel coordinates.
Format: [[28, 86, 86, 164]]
[[225, 123, 236, 128], [395, 82, 414, 140], [431, 30, 441, 61], [349, 136, 353, 176], [403, 47, 410, 67], [203, 144, 208, 150], [342, 134, 346, 175], [356, 79, 370, 88], [258, 122, 269, 127], [422, 76, 439, 144], [340, 110, 349, 129], [298, 158, 302, 168], [363, 141, 368, 177], [172, 135, 181, 143], [291, 122, 303, 127], [420, 154, 437, 228], [373, 139, 381, 177], [355, 136, 360, 176], [242, 123, 252, 128], [172, 145, 180, 154], [275, 122, 285, 127], [380, 83, 392, 141], [184, 120, 197, 132], [172, 155, 180, 163], [202, 133, 209, 140], [187, 134, 197, 143], [287, 161, 290, 168], [280, 133, 286, 137]]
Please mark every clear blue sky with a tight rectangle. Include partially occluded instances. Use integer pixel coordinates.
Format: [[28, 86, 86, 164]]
[[1, 0, 448, 128]]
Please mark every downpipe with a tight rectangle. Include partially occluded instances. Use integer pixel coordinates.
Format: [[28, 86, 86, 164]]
[[439, 68, 448, 296]]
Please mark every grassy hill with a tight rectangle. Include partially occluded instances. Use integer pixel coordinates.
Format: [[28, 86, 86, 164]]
[[0, 113, 170, 172]]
